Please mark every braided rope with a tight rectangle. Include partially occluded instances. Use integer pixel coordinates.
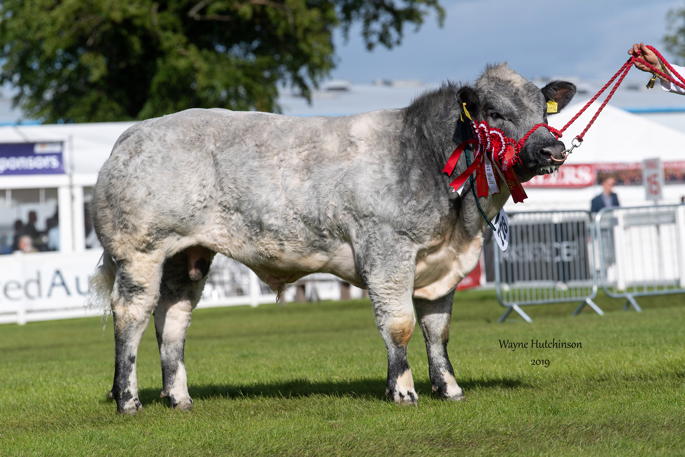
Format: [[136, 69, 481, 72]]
[[444, 45, 684, 206], [634, 45, 685, 90], [557, 45, 685, 145]]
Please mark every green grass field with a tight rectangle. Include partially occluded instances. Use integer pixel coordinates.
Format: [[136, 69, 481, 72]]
[[1, 290, 684, 457]]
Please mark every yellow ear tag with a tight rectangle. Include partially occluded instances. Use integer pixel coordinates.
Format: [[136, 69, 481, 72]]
[[546, 100, 558, 114], [461, 102, 473, 121]]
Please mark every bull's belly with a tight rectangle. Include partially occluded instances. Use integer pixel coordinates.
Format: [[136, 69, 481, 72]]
[[243, 240, 481, 301], [202, 221, 482, 300], [237, 243, 363, 291]]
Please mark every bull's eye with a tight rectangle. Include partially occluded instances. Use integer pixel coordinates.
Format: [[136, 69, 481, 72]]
[[488, 111, 504, 121]]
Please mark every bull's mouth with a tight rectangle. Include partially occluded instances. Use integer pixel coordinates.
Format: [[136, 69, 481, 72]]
[[535, 163, 562, 175], [515, 158, 565, 182]]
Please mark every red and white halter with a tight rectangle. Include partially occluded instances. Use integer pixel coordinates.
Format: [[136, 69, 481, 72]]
[[442, 113, 562, 203]]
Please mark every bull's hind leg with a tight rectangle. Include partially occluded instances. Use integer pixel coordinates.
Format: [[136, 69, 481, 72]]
[[110, 252, 164, 414], [414, 291, 464, 400], [154, 251, 211, 410], [361, 236, 418, 405]]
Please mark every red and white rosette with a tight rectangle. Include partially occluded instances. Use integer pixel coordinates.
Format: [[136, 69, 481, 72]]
[[442, 120, 528, 203]]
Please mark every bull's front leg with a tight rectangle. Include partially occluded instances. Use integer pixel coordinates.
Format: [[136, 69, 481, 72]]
[[361, 236, 418, 405], [414, 291, 464, 400]]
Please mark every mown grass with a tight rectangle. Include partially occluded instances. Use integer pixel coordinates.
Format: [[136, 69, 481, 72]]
[[1, 290, 684, 456]]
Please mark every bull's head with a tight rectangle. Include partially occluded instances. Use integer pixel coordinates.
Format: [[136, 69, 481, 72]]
[[457, 64, 576, 181]]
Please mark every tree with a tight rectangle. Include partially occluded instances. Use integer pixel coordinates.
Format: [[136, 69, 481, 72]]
[[665, 5, 685, 65], [0, 0, 444, 122]]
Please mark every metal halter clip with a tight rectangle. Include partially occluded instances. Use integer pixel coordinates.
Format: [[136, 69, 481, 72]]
[[565, 137, 583, 155], [553, 137, 581, 163]]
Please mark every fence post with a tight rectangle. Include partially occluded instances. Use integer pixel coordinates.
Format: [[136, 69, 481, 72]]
[[613, 212, 627, 292], [676, 205, 685, 289]]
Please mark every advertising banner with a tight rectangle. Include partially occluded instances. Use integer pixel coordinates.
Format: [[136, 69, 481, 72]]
[[0, 142, 65, 176], [0, 251, 277, 324], [524, 163, 596, 188], [524, 161, 685, 188]]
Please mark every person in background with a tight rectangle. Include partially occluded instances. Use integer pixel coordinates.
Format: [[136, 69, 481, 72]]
[[16, 234, 38, 253], [47, 212, 60, 251], [591, 175, 620, 213], [24, 210, 40, 241], [630, 43, 685, 95], [11, 219, 24, 251]]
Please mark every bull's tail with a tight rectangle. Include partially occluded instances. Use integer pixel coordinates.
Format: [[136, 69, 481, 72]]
[[88, 252, 117, 315]]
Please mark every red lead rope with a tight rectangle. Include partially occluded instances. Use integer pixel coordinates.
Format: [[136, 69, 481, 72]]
[[555, 45, 685, 145], [443, 45, 683, 204]]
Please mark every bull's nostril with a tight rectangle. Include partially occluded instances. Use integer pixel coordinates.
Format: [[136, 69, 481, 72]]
[[539, 144, 566, 163], [540, 147, 553, 157]]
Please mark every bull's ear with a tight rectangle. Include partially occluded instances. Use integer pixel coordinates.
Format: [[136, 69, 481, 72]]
[[457, 86, 481, 120], [541, 81, 576, 113]]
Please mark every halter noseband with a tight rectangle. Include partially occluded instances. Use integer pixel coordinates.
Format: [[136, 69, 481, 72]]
[[442, 104, 565, 203]]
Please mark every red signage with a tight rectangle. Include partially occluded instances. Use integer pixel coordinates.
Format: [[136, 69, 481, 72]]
[[457, 262, 482, 290], [524, 164, 595, 188], [643, 157, 664, 201], [523, 161, 685, 188]]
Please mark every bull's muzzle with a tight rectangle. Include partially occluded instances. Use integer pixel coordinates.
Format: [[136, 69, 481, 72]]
[[539, 141, 568, 166]]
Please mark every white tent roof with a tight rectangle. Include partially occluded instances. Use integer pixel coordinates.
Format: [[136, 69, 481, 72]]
[[548, 100, 685, 164], [511, 100, 685, 211]]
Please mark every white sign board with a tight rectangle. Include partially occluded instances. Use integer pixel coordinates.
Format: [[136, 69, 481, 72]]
[[642, 157, 664, 202], [0, 251, 278, 325], [0, 251, 101, 324], [492, 210, 510, 252]]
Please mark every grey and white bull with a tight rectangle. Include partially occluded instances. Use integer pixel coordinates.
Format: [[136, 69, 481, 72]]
[[91, 64, 575, 414]]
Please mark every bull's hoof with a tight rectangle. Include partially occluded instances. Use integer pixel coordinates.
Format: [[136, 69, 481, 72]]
[[440, 392, 465, 401], [432, 384, 465, 401], [106, 390, 114, 401], [117, 397, 142, 415], [171, 397, 193, 411], [386, 388, 418, 406]]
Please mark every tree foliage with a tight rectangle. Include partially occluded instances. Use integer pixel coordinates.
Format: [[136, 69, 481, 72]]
[[0, 0, 444, 122], [664, 5, 685, 65]]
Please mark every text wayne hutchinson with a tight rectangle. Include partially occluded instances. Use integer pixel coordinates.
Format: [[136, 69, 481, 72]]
[[498, 338, 583, 351]]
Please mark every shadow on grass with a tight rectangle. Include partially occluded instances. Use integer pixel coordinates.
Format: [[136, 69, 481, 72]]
[[138, 376, 528, 405]]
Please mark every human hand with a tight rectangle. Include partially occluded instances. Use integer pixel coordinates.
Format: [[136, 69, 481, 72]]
[[629, 43, 660, 72]]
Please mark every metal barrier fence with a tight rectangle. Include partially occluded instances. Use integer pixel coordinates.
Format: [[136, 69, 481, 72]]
[[201, 254, 276, 308], [494, 210, 602, 323], [595, 204, 685, 311], [494, 204, 685, 322]]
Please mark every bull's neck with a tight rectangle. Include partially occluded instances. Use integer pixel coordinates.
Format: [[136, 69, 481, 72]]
[[457, 185, 511, 239], [400, 84, 513, 239], [401, 89, 463, 171]]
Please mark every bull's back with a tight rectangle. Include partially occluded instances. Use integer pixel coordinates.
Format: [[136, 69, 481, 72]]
[[93, 108, 404, 261]]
